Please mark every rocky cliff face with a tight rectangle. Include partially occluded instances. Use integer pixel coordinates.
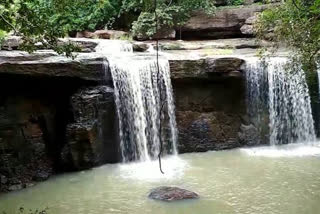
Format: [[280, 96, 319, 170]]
[[181, 4, 274, 39], [0, 3, 276, 191]]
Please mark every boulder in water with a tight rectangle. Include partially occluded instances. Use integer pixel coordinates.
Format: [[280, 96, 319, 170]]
[[148, 186, 199, 202]]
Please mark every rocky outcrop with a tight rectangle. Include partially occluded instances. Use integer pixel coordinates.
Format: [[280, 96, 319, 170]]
[[174, 74, 247, 152], [0, 51, 107, 82], [0, 49, 250, 83], [181, 4, 273, 39], [64, 86, 119, 170], [157, 38, 265, 51], [170, 57, 245, 81], [240, 15, 257, 36], [148, 187, 199, 201], [76, 30, 129, 40]]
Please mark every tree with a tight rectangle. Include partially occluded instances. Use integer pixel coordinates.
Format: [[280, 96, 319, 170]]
[[255, 0, 320, 102], [0, 0, 120, 56], [256, 0, 320, 65]]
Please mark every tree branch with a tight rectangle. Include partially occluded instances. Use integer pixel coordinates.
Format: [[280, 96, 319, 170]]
[[0, 14, 17, 34], [154, 0, 165, 174]]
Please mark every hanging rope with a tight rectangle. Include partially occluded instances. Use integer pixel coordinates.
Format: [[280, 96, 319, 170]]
[[154, 0, 165, 174]]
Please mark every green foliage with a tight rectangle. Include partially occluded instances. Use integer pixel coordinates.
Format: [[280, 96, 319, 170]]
[[130, 0, 215, 39], [256, 0, 320, 65], [227, 0, 244, 6], [0, 0, 216, 54]]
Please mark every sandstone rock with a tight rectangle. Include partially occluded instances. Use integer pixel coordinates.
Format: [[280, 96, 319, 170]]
[[76, 31, 95, 39], [33, 171, 50, 182], [60, 38, 99, 52], [240, 24, 254, 35], [240, 15, 258, 35], [135, 28, 176, 41], [93, 30, 111, 39], [148, 187, 199, 201], [0, 175, 7, 184], [66, 86, 119, 170], [132, 42, 150, 52], [174, 75, 246, 153], [245, 16, 258, 25], [181, 4, 272, 39], [170, 57, 245, 81], [0, 36, 22, 50], [8, 184, 23, 191], [238, 124, 262, 146], [0, 51, 107, 82], [77, 30, 110, 39], [106, 30, 129, 40], [77, 30, 129, 40]]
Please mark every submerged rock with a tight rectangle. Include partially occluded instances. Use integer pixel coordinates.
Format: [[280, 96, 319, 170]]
[[33, 171, 50, 182], [8, 184, 23, 191], [148, 187, 199, 202]]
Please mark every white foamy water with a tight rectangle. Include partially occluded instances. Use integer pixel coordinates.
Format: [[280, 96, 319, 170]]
[[245, 57, 316, 145], [95, 40, 133, 53], [96, 40, 178, 162], [109, 57, 178, 162], [118, 156, 186, 181], [241, 143, 320, 157]]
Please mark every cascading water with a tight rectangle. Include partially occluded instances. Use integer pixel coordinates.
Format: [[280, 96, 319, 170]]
[[246, 57, 316, 145], [96, 40, 178, 162]]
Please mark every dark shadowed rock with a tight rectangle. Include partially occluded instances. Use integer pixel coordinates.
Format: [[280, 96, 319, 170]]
[[33, 171, 50, 182], [238, 124, 262, 146], [8, 184, 23, 191], [148, 187, 199, 202], [65, 86, 119, 170], [132, 42, 150, 52]]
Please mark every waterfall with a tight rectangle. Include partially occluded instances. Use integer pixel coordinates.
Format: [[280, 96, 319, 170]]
[[246, 57, 316, 145], [95, 40, 133, 53], [96, 40, 178, 162]]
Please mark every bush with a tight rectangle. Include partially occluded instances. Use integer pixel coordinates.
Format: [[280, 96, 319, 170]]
[[130, 0, 215, 39]]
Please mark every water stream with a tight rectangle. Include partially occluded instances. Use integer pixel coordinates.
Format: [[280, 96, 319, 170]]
[[246, 57, 316, 145], [96, 40, 178, 162]]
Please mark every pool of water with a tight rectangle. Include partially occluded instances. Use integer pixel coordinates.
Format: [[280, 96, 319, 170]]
[[1, 144, 320, 214]]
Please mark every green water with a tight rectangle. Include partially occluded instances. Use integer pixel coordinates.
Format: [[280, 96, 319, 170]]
[[1, 144, 320, 214]]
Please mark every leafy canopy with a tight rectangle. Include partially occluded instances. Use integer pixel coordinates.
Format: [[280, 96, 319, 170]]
[[0, 0, 216, 54], [256, 0, 320, 65]]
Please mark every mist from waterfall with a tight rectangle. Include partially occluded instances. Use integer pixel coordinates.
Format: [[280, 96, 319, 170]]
[[246, 57, 316, 146], [96, 40, 178, 162]]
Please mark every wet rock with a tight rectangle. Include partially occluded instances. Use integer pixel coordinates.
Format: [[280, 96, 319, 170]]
[[0, 175, 7, 184], [238, 124, 262, 146], [8, 184, 23, 191], [132, 42, 150, 52], [66, 86, 119, 170], [33, 171, 50, 182], [170, 57, 245, 81], [148, 187, 199, 201], [174, 76, 246, 152]]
